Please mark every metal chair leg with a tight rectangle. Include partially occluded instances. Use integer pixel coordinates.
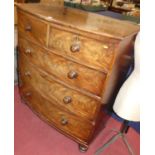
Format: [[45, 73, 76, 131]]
[[95, 133, 121, 155], [122, 134, 135, 155], [95, 132, 135, 155]]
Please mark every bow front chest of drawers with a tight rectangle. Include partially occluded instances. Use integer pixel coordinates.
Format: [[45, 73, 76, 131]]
[[16, 3, 139, 151]]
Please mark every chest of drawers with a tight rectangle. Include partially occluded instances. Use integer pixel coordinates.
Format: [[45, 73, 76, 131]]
[[16, 3, 139, 151]]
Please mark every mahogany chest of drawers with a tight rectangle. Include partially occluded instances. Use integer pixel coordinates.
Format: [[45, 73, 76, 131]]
[[16, 3, 139, 152]]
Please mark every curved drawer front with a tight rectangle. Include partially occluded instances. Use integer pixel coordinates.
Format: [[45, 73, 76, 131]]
[[20, 85, 94, 142], [19, 38, 106, 96], [48, 27, 116, 71], [18, 56, 101, 121], [18, 11, 47, 46]]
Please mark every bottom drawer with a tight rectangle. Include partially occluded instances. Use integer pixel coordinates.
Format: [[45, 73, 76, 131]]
[[20, 85, 94, 143]]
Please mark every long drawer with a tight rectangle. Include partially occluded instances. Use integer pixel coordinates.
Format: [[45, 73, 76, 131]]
[[18, 10, 47, 46], [19, 37, 106, 96], [20, 83, 94, 143], [48, 26, 116, 71], [18, 54, 101, 121]]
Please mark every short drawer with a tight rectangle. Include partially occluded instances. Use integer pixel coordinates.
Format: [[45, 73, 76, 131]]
[[48, 27, 116, 71], [19, 38, 106, 96], [18, 10, 47, 46], [18, 56, 101, 121], [20, 85, 94, 142]]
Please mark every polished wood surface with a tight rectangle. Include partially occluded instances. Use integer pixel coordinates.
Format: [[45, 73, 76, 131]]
[[19, 37, 107, 96], [40, 0, 64, 6], [17, 3, 139, 150], [48, 26, 116, 71], [16, 3, 139, 40], [20, 84, 94, 143], [18, 54, 101, 121], [18, 10, 47, 45]]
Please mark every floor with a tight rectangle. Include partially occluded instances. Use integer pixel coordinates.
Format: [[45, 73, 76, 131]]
[[14, 85, 140, 155]]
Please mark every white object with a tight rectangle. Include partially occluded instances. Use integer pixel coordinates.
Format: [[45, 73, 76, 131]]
[[113, 33, 140, 122]]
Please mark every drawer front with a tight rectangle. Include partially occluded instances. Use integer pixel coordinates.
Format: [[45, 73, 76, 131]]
[[19, 38, 106, 96], [18, 10, 47, 46], [48, 27, 116, 71], [18, 55, 101, 121], [20, 85, 94, 142]]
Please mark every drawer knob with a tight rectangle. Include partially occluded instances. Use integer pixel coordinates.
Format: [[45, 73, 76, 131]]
[[67, 71, 78, 79], [25, 71, 31, 77], [61, 117, 68, 125], [25, 49, 31, 54], [63, 96, 72, 104], [103, 45, 109, 49], [70, 43, 80, 53], [25, 25, 31, 32], [25, 92, 31, 97]]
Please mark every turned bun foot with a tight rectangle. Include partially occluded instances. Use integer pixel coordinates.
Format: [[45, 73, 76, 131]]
[[79, 144, 88, 153]]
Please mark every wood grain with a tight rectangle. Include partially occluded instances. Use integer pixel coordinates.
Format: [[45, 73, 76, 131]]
[[48, 27, 116, 71], [40, 0, 64, 6], [16, 3, 139, 40], [18, 54, 101, 121], [19, 37, 107, 96], [19, 84, 94, 144], [18, 10, 47, 45]]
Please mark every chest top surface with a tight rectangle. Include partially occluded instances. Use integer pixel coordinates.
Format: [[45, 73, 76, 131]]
[[16, 3, 139, 40]]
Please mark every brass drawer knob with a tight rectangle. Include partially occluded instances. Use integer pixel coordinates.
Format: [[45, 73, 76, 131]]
[[70, 43, 80, 53], [25, 49, 31, 54], [25, 71, 31, 77], [25, 25, 32, 32], [67, 71, 78, 79], [61, 117, 68, 125], [63, 96, 72, 104]]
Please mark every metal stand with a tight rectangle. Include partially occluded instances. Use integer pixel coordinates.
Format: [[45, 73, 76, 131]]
[[95, 120, 135, 155]]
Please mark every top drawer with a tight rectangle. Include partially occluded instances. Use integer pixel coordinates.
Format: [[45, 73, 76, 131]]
[[18, 11, 47, 46], [48, 27, 116, 72]]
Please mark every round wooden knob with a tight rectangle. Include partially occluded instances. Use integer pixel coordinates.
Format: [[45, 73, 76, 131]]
[[67, 71, 78, 79], [24, 71, 31, 77], [25, 49, 31, 54], [63, 96, 72, 104], [70, 43, 80, 53], [61, 117, 68, 125], [103, 44, 109, 49], [25, 25, 31, 31]]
